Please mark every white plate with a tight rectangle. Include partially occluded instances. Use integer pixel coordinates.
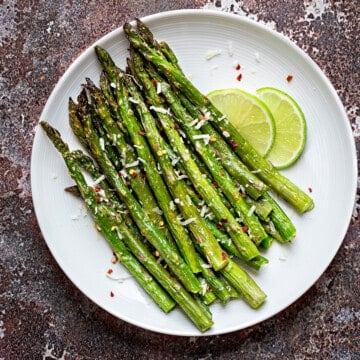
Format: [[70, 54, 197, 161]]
[[31, 10, 357, 336]]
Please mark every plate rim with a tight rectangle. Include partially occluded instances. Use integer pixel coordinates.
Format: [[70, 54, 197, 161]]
[[30, 8, 358, 336]]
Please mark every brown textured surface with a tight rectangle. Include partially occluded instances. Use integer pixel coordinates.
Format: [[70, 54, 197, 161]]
[[1, 0, 359, 359]]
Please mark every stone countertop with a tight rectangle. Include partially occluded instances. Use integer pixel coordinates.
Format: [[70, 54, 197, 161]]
[[1, 1, 359, 359]]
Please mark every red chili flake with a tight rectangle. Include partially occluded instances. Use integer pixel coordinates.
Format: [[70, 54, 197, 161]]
[[213, 181, 219, 188], [118, 171, 123, 178], [139, 130, 146, 136], [94, 185, 101, 193], [151, 79, 157, 87], [286, 74, 293, 82], [235, 63, 241, 71], [221, 252, 228, 260], [130, 172, 138, 179], [308, 187, 313, 193], [216, 222, 224, 229], [242, 225, 248, 233], [110, 291, 114, 298], [241, 192, 247, 198], [107, 268, 113, 275], [96, 197, 102, 204], [173, 123, 180, 130], [230, 140, 238, 148], [153, 143, 159, 150], [236, 73, 243, 82]]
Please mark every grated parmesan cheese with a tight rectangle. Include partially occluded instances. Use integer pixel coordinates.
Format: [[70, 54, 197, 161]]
[[227, 40, 234, 57], [195, 119, 206, 130], [205, 49, 222, 60], [99, 137, 105, 151], [179, 217, 196, 226], [150, 105, 170, 114], [125, 160, 139, 168], [193, 134, 211, 145], [92, 174, 106, 185], [137, 157, 146, 164], [247, 205, 256, 217], [169, 201, 176, 211], [128, 97, 139, 104]]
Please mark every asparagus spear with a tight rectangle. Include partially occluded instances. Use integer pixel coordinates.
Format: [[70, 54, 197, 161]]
[[40, 121, 176, 314], [126, 48, 261, 261], [94, 50, 203, 275], [70, 100, 202, 294], [41, 122, 216, 331], [123, 22, 314, 213], [84, 79, 170, 231], [144, 63, 269, 245], [122, 72, 228, 271]]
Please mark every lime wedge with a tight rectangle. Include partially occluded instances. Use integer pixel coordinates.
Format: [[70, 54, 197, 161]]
[[257, 87, 307, 169], [207, 88, 275, 157]]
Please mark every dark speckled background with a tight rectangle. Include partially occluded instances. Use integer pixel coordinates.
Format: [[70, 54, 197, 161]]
[[1, 1, 359, 359]]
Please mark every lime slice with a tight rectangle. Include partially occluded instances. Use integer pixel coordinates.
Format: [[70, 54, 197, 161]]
[[257, 87, 307, 169], [207, 88, 275, 157]]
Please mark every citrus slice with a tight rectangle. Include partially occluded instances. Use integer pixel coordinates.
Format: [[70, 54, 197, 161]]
[[256, 87, 307, 169], [207, 88, 275, 157]]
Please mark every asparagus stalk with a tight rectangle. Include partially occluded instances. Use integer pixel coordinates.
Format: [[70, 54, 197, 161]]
[[92, 53, 202, 275], [127, 48, 261, 261], [135, 19, 266, 201], [70, 100, 202, 294], [122, 72, 228, 271], [40, 121, 176, 314], [145, 64, 269, 245], [123, 22, 314, 213], [221, 258, 267, 309], [84, 79, 170, 231]]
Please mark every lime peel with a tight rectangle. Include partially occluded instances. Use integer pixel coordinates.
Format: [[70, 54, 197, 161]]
[[256, 87, 307, 169]]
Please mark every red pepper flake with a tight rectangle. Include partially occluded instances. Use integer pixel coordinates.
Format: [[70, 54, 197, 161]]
[[308, 187, 313, 193], [96, 197, 102, 204], [235, 63, 241, 71], [230, 140, 238, 148], [110, 291, 114, 298], [130, 172, 138, 179], [241, 192, 247, 198], [118, 171, 123, 178], [94, 185, 101, 193], [153, 143, 159, 150], [173, 123, 180, 130], [151, 79, 157, 87], [107, 268, 113, 275], [242, 225, 248, 233], [216, 222, 224, 229], [139, 130, 146, 136], [236, 73, 243, 82], [213, 181, 219, 188], [286, 74, 293, 82], [221, 252, 228, 260]]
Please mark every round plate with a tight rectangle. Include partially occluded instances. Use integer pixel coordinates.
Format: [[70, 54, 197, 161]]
[[31, 10, 357, 336]]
